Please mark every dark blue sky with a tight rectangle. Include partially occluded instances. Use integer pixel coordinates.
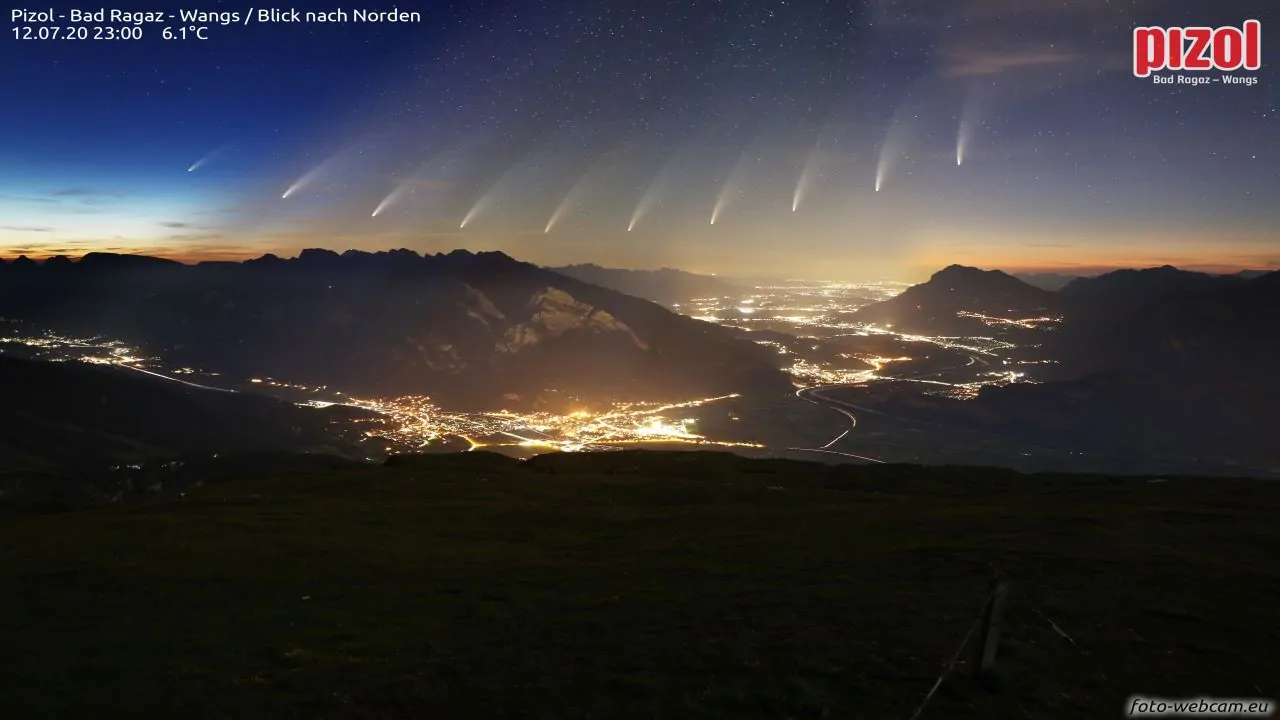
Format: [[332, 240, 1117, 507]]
[[1, 0, 1275, 279]]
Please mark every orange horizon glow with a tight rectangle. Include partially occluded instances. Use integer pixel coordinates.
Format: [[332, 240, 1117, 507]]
[[1, 245, 1275, 280]]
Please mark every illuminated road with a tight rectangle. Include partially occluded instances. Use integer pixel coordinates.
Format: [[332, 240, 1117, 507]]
[[117, 364, 239, 393], [790, 385, 886, 464]]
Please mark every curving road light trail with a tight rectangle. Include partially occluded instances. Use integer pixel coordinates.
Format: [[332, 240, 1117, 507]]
[[789, 386, 886, 463]]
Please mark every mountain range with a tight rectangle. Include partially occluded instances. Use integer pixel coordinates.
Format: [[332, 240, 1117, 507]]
[[0, 250, 790, 410], [849, 263, 1277, 366], [5, 250, 1278, 477], [546, 264, 739, 307], [1014, 269, 1267, 292], [842, 263, 1280, 475]]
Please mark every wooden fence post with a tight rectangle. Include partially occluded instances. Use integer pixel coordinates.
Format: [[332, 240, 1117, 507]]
[[974, 579, 1011, 677]]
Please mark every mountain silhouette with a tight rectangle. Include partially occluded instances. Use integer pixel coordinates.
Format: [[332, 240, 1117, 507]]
[[1012, 272, 1079, 291], [0, 250, 790, 410], [849, 265, 1059, 335], [1059, 265, 1247, 313], [845, 264, 1280, 474], [546, 264, 739, 307], [1055, 267, 1280, 379]]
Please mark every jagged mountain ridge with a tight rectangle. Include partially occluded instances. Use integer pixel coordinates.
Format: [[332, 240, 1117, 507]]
[[546, 264, 740, 307], [0, 249, 790, 409]]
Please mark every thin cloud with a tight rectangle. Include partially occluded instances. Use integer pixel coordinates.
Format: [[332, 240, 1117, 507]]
[[164, 233, 226, 243], [0, 225, 53, 232], [52, 187, 125, 198], [884, 0, 1166, 86], [0, 194, 60, 204], [946, 48, 1081, 77]]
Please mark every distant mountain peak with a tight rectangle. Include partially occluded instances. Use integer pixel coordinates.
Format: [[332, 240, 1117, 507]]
[[78, 252, 181, 268], [852, 264, 1056, 334], [937, 264, 984, 274], [928, 264, 1028, 289]]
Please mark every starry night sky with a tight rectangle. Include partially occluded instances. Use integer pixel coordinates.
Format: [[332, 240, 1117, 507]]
[[1, 0, 1275, 279]]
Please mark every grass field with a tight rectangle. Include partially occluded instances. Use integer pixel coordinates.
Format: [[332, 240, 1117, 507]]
[[1, 451, 1277, 718]]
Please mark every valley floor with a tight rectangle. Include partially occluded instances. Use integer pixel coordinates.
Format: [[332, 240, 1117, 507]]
[[1, 451, 1277, 719]]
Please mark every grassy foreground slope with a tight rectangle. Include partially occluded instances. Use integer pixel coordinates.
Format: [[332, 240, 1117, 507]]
[[1, 451, 1277, 719]]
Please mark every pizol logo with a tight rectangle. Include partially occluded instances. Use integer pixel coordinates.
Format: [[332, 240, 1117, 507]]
[[1134, 19, 1261, 86]]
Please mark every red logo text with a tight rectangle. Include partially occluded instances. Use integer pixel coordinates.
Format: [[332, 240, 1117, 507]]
[[1133, 20, 1261, 78]]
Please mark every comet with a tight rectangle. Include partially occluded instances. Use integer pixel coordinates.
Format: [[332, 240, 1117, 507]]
[[544, 205, 565, 234], [628, 169, 666, 232], [627, 189, 655, 232], [539, 143, 635, 233], [369, 141, 473, 218], [792, 166, 811, 210], [710, 148, 753, 225], [460, 193, 490, 228], [543, 195, 572, 234], [628, 148, 682, 232], [280, 159, 332, 199], [186, 143, 234, 172], [459, 168, 519, 230], [185, 141, 235, 172], [874, 93, 922, 193], [455, 136, 556, 231], [280, 140, 376, 201], [544, 156, 612, 234], [874, 132, 900, 193], [957, 88, 981, 167], [281, 168, 321, 199], [793, 138, 821, 211], [371, 185, 406, 217], [874, 137, 896, 192]]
